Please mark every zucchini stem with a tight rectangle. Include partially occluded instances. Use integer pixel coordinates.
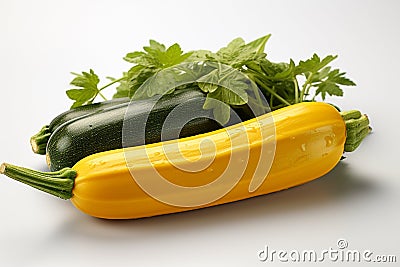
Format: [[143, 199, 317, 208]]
[[0, 163, 76, 200], [340, 110, 371, 152], [30, 125, 51, 155]]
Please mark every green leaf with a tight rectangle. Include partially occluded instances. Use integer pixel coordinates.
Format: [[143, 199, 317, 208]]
[[187, 50, 213, 61], [203, 95, 231, 125], [312, 67, 355, 100], [70, 69, 99, 90], [243, 34, 271, 55], [145, 40, 166, 53], [273, 59, 295, 80], [123, 51, 146, 63], [207, 86, 248, 105], [132, 68, 180, 99], [65, 35, 356, 115], [295, 54, 337, 75], [259, 59, 290, 78], [66, 89, 82, 99], [212, 36, 270, 69], [67, 69, 100, 108], [291, 53, 356, 102], [326, 69, 356, 86], [198, 82, 219, 93], [319, 55, 338, 70], [132, 61, 210, 99], [311, 66, 331, 83], [165, 43, 184, 58], [157, 43, 193, 68], [125, 53, 159, 68], [112, 80, 131, 98], [200, 62, 250, 90], [124, 40, 194, 78], [124, 40, 165, 68], [216, 37, 245, 61], [127, 68, 157, 98], [316, 82, 343, 100], [66, 88, 97, 108]]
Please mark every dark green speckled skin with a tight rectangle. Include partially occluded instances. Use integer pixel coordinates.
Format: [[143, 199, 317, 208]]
[[46, 89, 226, 171], [48, 97, 130, 132]]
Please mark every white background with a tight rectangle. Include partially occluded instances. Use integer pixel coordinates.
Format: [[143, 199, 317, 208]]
[[1, 0, 399, 266]]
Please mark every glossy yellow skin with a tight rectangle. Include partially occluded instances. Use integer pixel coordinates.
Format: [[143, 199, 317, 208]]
[[71, 102, 346, 219]]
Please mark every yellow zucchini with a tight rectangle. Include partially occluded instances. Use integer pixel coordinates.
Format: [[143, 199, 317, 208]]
[[1, 102, 370, 219]]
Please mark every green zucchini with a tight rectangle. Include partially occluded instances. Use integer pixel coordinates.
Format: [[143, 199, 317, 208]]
[[30, 97, 130, 154], [47, 88, 251, 171]]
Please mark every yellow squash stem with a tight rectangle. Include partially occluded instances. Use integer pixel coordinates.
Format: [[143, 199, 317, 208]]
[[339, 110, 371, 152], [1, 102, 370, 219]]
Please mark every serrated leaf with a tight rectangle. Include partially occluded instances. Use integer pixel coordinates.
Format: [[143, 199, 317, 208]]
[[316, 82, 343, 100], [295, 54, 337, 75], [147, 40, 166, 52], [312, 66, 356, 100], [69, 69, 99, 89], [319, 55, 337, 70], [125, 41, 194, 71], [157, 43, 193, 68], [327, 69, 356, 86], [213, 36, 271, 69], [66, 88, 97, 108], [67, 69, 100, 107], [334, 75, 356, 86], [294, 54, 320, 75], [166, 43, 183, 57]]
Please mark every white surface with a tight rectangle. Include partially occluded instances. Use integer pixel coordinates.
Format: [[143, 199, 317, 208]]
[[1, 0, 399, 266]]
